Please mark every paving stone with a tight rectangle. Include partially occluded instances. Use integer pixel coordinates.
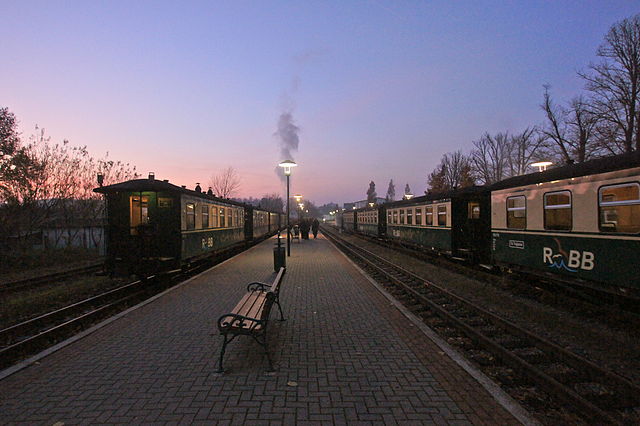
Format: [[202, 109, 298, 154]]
[[0, 234, 522, 425]]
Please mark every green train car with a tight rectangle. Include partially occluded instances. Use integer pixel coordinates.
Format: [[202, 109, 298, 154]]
[[490, 152, 640, 291], [94, 176, 283, 275], [385, 187, 491, 263]]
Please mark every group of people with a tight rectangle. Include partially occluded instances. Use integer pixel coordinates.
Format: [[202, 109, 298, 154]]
[[292, 218, 320, 240]]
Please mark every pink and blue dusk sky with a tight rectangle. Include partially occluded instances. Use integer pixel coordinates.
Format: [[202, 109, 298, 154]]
[[2, 1, 638, 205]]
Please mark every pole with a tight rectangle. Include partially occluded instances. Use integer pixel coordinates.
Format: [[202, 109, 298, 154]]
[[286, 174, 291, 256]]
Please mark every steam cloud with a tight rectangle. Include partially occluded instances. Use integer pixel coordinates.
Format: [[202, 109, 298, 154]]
[[274, 112, 300, 180]]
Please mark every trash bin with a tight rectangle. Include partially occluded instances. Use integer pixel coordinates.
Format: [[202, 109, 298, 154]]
[[273, 233, 286, 271]]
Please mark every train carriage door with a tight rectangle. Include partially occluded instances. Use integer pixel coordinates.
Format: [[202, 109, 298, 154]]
[[452, 194, 491, 263]]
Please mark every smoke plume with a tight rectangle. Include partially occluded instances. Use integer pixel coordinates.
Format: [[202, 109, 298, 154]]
[[274, 112, 300, 180]]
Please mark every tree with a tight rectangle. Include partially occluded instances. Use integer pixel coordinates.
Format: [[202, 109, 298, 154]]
[[580, 14, 640, 152], [507, 127, 550, 175], [385, 179, 395, 202], [404, 183, 412, 198], [541, 86, 600, 163], [259, 193, 284, 212], [209, 166, 241, 199], [366, 181, 376, 203], [427, 151, 475, 192]]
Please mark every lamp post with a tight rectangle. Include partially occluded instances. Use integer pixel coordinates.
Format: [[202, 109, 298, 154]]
[[278, 160, 297, 256]]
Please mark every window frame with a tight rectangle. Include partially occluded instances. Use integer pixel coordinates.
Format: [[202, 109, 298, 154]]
[[202, 205, 210, 228], [506, 195, 526, 229], [425, 206, 433, 226], [186, 202, 195, 230], [437, 205, 447, 226], [415, 207, 422, 225], [407, 208, 413, 225], [598, 182, 640, 234], [543, 190, 572, 231]]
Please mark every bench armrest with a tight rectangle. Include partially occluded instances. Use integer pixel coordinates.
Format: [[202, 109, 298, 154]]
[[217, 313, 265, 331], [247, 281, 271, 292]]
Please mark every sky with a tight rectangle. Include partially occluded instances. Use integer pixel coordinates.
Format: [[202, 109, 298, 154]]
[[2, 1, 638, 206]]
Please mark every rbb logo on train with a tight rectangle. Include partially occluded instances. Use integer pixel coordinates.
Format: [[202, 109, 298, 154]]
[[542, 245, 595, 272]]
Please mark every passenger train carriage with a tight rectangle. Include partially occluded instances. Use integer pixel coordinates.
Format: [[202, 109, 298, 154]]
[[337, 152, 640, 292], [490, 152, 640, 290], [383, 186, 491, 263], [95, 176, 284, 275]]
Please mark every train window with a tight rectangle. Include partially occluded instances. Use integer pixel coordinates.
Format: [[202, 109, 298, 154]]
[[426, 206, 433, 225], [219, 208, 225, 227], [228, 209, 232, 227], [130, 195, 149, 235], [437, 205, 447, 226], [212, 206, 218, 227], [468, 202, 481, 219], [415, 207, 422, 225], [407, 208, 413, 225], [388, 211, 392, 224], [599, 183, 640, 233], [544, 191, 572, 231], [507, 196, 526, 229], [202, 205, 209, 228], [399, 209, 405, 224], [186, 203, 195, 230], [393, 210, 398, 224]]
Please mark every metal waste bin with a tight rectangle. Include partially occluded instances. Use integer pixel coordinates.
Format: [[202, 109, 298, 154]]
[[273, 233, 286, 271]]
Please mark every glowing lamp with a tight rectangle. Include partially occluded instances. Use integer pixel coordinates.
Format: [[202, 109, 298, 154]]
[[531, 161, 553, 172], [278, 159, 297, 176]]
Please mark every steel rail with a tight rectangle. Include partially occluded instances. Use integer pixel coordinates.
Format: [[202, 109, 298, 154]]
[[323, 226, 639, 425]]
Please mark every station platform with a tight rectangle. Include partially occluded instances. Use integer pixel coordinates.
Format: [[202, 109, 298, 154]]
[[0, 233, 528, 425]]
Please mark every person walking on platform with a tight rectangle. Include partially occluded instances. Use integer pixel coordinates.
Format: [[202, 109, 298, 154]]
[[312, 218, 319, 238], [300, 219, 310, 240]]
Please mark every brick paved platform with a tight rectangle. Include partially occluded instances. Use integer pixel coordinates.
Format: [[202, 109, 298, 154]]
[[0, 233, 527, 425]]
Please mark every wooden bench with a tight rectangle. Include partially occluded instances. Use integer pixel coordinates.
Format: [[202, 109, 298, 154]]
[[216, 267, 286, 372]]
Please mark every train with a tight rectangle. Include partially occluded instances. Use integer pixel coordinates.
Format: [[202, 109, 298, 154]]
[[338, 151, 640, 293], [94, 175, 285, 275]]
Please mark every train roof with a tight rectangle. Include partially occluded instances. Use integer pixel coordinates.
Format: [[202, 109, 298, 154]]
[[94, 178, 281, 213], [384, 185, 489, 209], [490, 151, 640, 191]]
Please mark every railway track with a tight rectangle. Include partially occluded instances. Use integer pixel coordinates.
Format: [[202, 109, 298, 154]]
[[347, 228, 640, 319], [0, 263, 104, 295], [0, 240, 252, 373], [323, 226, 640, 425]]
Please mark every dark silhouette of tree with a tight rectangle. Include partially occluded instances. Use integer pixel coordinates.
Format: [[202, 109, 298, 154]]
[[427, 151, 475, 192], [404, 183, 411, 198], [385, 179, 395, 202], [366, 181, 377, 203], [259, 193, 284, 212], [579, 14, 640, 152], [209, 166, 241, 198]]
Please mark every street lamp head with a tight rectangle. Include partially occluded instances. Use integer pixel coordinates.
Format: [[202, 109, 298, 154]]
[[531, 161, 553, 172], [294, 194, 302, 202], [404, 193, 414, 200], [278, 159, 297, 176]]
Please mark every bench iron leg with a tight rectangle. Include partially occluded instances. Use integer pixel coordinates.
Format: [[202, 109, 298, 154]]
[[217, 334, 236, 373], [275, 299, 286, 321]]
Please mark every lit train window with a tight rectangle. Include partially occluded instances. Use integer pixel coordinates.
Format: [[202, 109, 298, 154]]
[[393, 210, 398, 224], [407, 208, 413, 225], [426, 206, 433, 226], [468, 202, 480, 219], [212, 206, 218, 227], [437, 205, 447, 226], [506, 196, 526, 229], [415, 207, 422, 225], [130, 195, 150, 235], [599, 183, 640, 233], [202, 205, 209, 228], [186, 203, 195, 230], [544, 191, 571, 231], [228, 209, 232, 227], [400, 209, 405, 224], [219, 208, 225, 227], [388, 211, 392, 224]]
